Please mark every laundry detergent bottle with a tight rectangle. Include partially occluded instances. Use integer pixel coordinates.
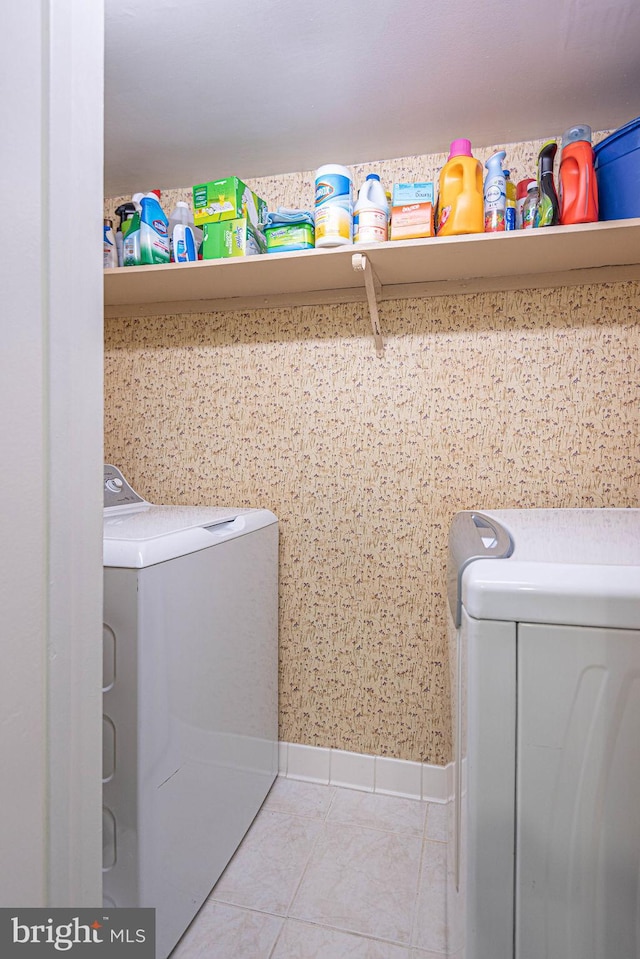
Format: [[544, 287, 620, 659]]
[[559, 124, 598, 225], [437, 139, 484, 236], [483, 150, 507, 231], [139, 192, 170, 264]]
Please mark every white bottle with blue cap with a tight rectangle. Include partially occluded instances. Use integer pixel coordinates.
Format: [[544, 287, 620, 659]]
[[354, 173, 389, 244]]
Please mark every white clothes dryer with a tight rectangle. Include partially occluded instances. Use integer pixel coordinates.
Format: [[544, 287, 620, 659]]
[[447, 508, 640, 959], [102, 466, 278, 958]]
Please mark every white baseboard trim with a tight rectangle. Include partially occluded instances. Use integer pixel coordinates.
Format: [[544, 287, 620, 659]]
[[278, 741, 452, 803]]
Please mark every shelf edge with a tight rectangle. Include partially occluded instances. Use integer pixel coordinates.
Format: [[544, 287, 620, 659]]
[[104, 262, 640, 319]]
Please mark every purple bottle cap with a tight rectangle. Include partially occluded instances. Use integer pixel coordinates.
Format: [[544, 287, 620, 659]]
[[449, 138, 473, 159]]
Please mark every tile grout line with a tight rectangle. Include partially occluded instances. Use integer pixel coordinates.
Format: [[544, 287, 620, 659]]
[[423, 800, 431, 843], [206, 783, 449, 957], [409, 825, 430, 951], [269, 779, 435, 839], [326, 818, 431, 840], [284, 810, 426, 950], [267, 914, 435, 956], [279, 785, 337, 922], [265, 910, 285, 959]]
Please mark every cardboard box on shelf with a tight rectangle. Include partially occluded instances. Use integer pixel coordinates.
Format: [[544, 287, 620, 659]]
[[193, 176, 267, 228], [391, 182, 435, 206], [390, 201, 435, 241], [201, 218, 266, 259]]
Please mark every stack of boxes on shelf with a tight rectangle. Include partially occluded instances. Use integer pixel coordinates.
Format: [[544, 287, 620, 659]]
[[389, 182, 435, 241], [193, 176, 268, 259]]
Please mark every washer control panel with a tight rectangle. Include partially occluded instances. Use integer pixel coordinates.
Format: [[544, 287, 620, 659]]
[[104, 465, 147, 510]]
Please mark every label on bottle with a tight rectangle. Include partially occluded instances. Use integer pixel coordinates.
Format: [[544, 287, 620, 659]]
[[315, 173, 353, 242], [140, 221, 170, 264], [438, 205, 451, 231], [485, 209, 505, 232], [484, 175, 507, 232], [315, 205, 352, 242], [522, 203, 536, 230], [354, 208, 388, 243], [103, 227, 116, 268]]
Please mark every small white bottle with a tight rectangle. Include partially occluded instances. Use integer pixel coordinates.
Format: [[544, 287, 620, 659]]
[[168, 201, 201, 262], [172, 223, 198, 263], [354, 174, 389, 244], [103, 218, 117, 268]]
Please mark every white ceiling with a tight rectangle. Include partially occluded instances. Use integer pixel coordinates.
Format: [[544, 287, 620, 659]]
[[104, 0, 640, 197]]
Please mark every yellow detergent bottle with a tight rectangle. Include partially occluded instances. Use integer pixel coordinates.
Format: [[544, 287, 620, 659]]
[[437, 139, 484, 236]]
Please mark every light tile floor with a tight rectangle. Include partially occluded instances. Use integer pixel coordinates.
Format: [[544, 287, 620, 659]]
[[171, 776, 449, 959]]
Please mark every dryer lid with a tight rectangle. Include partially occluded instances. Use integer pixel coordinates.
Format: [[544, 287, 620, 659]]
[[456, 509, 640, 630], [447, 511, 514, 627]]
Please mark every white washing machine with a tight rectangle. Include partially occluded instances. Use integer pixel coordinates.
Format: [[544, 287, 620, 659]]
[[102, 466, 278, 958], [446, 508, 640, 959]]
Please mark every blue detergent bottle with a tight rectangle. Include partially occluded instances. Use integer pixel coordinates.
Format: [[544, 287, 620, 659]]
[[484, 150, 507, 231]]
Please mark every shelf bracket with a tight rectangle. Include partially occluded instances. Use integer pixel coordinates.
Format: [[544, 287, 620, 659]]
[[352, 253, 384, 355]]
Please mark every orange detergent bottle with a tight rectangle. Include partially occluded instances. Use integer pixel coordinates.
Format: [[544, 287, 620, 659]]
[[559, 124, 599, 225], [437, 139, 484, 236]]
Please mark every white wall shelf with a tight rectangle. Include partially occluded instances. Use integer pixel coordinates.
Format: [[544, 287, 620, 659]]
[[104, 219, 640, 348]]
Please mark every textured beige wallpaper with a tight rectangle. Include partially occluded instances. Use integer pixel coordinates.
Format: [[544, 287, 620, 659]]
[[104, 138, 639, 765]]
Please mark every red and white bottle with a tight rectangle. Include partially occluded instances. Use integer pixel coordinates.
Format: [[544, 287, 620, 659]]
[[354, 174, 389, 244]]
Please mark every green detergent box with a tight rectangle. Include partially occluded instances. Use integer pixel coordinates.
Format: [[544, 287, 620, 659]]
[[193, 176, 267, 227], [201, 217, 267, 259]]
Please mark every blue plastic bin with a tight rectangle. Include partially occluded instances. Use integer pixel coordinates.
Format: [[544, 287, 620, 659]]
[[593, 116, 640, 220]]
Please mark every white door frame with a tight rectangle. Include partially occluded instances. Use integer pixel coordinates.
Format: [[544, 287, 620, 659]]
[[0, 0, 104, 906]]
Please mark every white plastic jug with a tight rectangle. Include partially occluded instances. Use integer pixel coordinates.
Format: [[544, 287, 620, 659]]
[[168, 201, 201, 261], [354, 174, 388, 244]]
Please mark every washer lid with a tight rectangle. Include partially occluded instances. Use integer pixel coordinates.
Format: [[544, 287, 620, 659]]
[[460, 508, 640, 630], [103, 465, 277, 567], [104, 505, 276, 567]]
